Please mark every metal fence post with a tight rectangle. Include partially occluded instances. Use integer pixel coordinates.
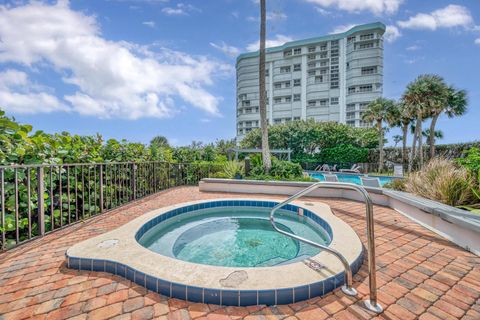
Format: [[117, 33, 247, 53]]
[[37, 167, 45, 236], [99, 164, 104, 213], [132, 163, 137, 200]]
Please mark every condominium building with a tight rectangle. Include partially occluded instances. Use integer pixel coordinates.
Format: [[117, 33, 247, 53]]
[[236, 22, 385, 140]]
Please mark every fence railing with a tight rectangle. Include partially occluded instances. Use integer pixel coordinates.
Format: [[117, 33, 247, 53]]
[[0, 162, 222, 251]]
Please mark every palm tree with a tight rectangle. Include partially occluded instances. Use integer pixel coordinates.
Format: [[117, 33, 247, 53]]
[[259, 0, 271, 172], [403, 75, 448, 171], [428, 86, 467, 158], [362, 98, 397, 172], [150, 135, 170, 149], [397, 102, 415, 166], [393, 135, 402, 147], [422, 129, 444, 146]]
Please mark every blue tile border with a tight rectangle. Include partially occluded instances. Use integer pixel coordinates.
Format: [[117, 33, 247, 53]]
[[66, 199, 364, 306]]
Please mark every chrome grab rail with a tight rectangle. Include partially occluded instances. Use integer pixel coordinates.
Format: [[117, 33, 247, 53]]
[[269, 181, 383, 313]]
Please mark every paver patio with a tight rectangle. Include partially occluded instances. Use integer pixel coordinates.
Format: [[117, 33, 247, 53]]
[[0, 186, 479, 320]]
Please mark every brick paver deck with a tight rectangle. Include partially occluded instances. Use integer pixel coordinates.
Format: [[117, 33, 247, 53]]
[[0, 186, 479, 320]]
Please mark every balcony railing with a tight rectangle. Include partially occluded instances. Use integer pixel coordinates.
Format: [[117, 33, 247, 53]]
[[0, 162, 222, 251]]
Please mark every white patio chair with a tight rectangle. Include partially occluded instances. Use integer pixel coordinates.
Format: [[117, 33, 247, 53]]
[[360, 176, 381, 188]]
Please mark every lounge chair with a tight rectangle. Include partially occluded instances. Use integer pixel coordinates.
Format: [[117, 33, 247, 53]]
[[323, 174, 339, 182], [360, 176, 381, 188], [340, 164, 361, 173]]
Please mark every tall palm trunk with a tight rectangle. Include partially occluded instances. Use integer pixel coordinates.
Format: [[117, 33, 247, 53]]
[[429, 113, 439, 159], [401, 123, 408, 166], [259, 0, 271, 172], [408, 118, 420, 172], [377, 120, 384, 172], [417, 113, 423, 168]]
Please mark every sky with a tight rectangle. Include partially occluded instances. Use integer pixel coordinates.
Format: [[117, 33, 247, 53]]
[[0, 0, 479, 147]]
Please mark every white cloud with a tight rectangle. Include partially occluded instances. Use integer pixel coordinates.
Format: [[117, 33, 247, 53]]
[[0, 70, 66, 114], [246, 35, 293, 52], [304, 0, 403, 15], [384, 25, 401, 42], [406, 44, 421, 51], [142, 21, 155, 28], [398, 5, 474, 30], [246, 11, 287, 22], [315, 7, 331, 16], [0, 1, 227, 119], [475, 38, 480, 46], [161, 3, 200, 16], [210, 42, 240, 58], [330, 24, 356, 34]]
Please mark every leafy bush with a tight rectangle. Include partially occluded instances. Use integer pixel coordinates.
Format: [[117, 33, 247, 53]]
[[251, 160, 303, 179], [247, 174, 318, 182], [405, 158, 474, 206], [383, 179, 406, 191], [222, 161, 244, 179], [456, 147, 480, 175], [240, 120, 378, 162], [318, 144, 369, 164]]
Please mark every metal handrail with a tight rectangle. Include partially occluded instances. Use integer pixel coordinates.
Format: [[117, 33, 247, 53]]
[[269, 181, 383, 313]]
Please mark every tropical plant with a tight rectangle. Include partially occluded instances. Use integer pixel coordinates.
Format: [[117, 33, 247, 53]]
[[396, 102, 415, 165], [422, 129, 443, 146], [383, 178, 406, 191], [361, 98, 397, 172], [258, 0, 271, 173], [428, 86, 467, 158], [250, 159, 303, 179], [405, 158, 474, 206], [393, 135, 402, 147], [403, 75, 449, 171], [222, 161, 244, 179]]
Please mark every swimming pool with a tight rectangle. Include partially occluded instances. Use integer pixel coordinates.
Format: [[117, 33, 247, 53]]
[[308, 172, 398, 186], [67, 199, 363, 306]]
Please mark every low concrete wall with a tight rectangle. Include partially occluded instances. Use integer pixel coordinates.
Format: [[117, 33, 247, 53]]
[[199, 178, 480, 256]]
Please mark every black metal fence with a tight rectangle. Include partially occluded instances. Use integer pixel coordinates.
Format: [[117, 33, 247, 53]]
[[0, 162, 222, 251]]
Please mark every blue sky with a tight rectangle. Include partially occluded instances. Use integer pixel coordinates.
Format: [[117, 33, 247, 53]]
[[0, 0, 479, 146]]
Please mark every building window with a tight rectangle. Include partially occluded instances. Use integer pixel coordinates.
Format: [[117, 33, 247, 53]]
[[348, 87, 356, 94], [265, 69, 269, 76], [274, 118, 282, 124], [239, 94, 247, 100], [308, 62, 315, 68], [320, 69, 327, 75], [320, 44, 327, 51], [280, 66, 291, 73], [319, 99, 328, 106], [347, 120, 355, 126], [330, 97, 339, 105], [308, 100, 316, 107], [331, 57, 339, 64], [293, 79, 301, 86], [361, 66, 377, 75], [308, 46, 316, 52], [285, 96, 292, 102], [359, 85, 373, 92], [308, 54, 316, 60], [359, 102, 369, 110], [320, 53, 327, 59], [293, 64, 301, 71], [245, 108, 252, 113], [285, 81, 291, 88], [330, 73, 339, 81], [274, 82, 281, 89], [293, 48, 302, 55], [347, 36, 355, 43], [346, 103, 355, 111], [274, 97, 282, 103], [359, 42, 374, 49], [360, 33, 374, 40], [308, 70, 315, 76], [242, 100, 250, 107], [283, 50, 292, 57], [314, 76, 323, 83], [330, 81, 339, 89], [293, 94, 301, 101], [331, 65, 339, 71]]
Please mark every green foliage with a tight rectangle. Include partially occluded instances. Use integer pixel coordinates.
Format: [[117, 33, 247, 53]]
[[383, 179, 406, 191], [250, 159, 303, 179], [222, 161, 244, 179], [316, 144, 368, 164], [456, 147, 480, 174], [240, 120, 378, 162]]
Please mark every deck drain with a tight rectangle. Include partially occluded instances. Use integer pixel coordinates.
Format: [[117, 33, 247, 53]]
[[305, 259, 325, 271], [97, 239, 119, 248]]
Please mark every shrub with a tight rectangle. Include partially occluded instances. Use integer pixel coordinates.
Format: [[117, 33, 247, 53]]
[[456, 147, 480, 174], [383, 178, 406, 191], [251, 160, 303, 179], [405, 158, 474, 206], [222, 161, 244, 179], [318, 144, 369, 164]]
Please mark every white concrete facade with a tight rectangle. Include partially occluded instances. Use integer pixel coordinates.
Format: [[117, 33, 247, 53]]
[[236, 22, 385, 141]]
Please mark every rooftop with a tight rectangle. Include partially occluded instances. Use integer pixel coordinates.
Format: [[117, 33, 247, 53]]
[[0, 186, 479, 320], [236, 22, 386, 63]]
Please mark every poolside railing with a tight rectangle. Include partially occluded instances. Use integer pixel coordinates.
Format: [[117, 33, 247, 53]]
[[0, 162, 222, 251]]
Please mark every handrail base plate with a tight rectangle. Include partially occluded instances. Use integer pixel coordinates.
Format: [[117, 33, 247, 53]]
[[364, 300, 383, 313], [341, 285, 357, 297]]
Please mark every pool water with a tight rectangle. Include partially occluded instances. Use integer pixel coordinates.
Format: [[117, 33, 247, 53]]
[[138, 207, 330, 267], [309, 173, 397, 186]]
